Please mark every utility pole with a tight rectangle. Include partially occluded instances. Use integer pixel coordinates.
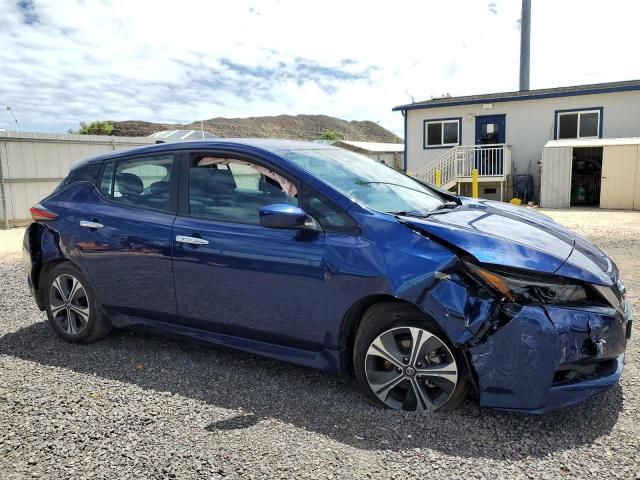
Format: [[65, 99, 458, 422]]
[[519, 0, 531, 91]]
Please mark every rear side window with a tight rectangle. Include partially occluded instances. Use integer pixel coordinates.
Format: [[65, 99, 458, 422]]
[[99, 155, 174, 212], [55, 161, 101, 191]]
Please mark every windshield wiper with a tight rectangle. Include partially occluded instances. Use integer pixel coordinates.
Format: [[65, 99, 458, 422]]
[[425, 201, 460, 216], [387, 210, 429, 218], [387, 201, 459, 219]]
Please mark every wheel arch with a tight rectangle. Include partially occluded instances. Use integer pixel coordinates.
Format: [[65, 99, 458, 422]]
[[339, 294, 418, 377], [338, 294, 475, 386], [26, 222, 82, 310]]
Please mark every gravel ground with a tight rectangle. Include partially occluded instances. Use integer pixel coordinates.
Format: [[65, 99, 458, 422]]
[[0, 209, 638, 479]]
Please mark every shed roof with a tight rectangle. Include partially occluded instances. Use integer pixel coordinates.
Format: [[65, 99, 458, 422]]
[[393, 79, 640, 111], [544, 137, 640, 148], [149, 129, 217, 141], [336, 140, 404, 152]]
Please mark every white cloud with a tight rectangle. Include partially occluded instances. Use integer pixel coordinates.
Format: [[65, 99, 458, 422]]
[[1, 0, 639, 136]]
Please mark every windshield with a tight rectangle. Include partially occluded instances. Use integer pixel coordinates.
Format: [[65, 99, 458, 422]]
[[280, 148, 444, 214]]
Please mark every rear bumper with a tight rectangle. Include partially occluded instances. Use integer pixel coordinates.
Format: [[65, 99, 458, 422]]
[[469, 299, 632, 413], [22, 225, 46, 310]]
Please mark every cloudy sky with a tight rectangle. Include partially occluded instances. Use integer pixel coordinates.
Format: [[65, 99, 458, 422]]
[[1, 0, 640, 136]]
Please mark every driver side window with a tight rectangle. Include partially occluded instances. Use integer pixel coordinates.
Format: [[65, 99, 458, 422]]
[[188, 156, 298, 225]]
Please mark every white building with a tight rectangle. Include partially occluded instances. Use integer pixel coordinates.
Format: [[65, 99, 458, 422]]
[[393, 79, 640, 206]]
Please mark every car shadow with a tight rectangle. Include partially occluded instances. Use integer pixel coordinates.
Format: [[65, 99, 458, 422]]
[[0, 321, 624, 460]]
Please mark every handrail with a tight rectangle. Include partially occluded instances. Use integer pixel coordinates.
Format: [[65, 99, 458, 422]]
[[412, 144, 511, 188]]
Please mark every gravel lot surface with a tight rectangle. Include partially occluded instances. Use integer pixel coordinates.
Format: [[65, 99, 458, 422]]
[[1, 208, 638, 479]]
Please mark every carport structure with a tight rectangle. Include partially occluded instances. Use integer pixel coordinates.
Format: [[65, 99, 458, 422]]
[[541, 137, 640, 209]]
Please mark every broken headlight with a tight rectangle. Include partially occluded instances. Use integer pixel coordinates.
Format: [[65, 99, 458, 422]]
[[463, 261, 590, 305]]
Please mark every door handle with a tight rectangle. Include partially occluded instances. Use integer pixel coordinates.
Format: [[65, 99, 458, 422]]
[[176, 235, 209, 245], [80, 220, 104, 229]]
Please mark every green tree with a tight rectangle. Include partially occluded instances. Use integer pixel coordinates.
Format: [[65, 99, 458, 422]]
[[70, 120, 114, 135], [320, 129, 341, 141]]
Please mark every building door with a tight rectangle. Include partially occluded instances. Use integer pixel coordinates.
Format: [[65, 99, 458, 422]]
[[600, 145, 639, 209], [475, 115, 506, 175], [540, 146, 572, 208]]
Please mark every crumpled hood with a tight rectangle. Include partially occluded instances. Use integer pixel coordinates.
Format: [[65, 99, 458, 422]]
[[402, 198, 617, 286]]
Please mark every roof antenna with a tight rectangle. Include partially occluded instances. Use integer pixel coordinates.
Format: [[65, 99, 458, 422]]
[[405, 90, 415, 103], [6, 106, 18, 124]]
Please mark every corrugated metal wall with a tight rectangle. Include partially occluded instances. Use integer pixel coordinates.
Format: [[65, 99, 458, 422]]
[[601, 144, 640, 210], [540, 146, 572, 208], [0, 131, 154, 227]]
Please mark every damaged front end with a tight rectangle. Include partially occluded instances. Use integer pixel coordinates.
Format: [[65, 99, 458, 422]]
[[412, 255, 631, 413]]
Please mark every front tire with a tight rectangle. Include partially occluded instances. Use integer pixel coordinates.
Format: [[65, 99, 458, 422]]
[[44, 263, 111, 343], [354, 303, 468, 411]]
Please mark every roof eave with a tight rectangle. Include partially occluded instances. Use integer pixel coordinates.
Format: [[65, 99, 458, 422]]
[[392, 83, 640, 112]]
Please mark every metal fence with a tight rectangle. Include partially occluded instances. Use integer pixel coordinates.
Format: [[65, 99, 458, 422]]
[[0, 131, 154, 228]]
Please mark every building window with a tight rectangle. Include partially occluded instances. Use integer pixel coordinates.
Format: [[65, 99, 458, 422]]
[[423, 118, 461, 148], [556, 109, 602, 139]]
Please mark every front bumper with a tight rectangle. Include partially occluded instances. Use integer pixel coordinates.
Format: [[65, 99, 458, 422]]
[[468, 298, 632, 413]]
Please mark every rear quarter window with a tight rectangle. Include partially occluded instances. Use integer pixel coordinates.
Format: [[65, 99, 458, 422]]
[[54, 161, 102, 192]]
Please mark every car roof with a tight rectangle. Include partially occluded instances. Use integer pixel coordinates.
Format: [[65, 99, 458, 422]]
[[75, 138, 340, 167]]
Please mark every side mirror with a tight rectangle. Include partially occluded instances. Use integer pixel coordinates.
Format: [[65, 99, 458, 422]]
[[259, 204, 310, 229]]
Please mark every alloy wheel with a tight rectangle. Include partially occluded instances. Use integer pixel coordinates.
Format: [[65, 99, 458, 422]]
[[364, 326, 458, 411], [49, 273, 90, 335]]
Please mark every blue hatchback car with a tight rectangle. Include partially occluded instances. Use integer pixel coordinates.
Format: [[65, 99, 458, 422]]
[[23, 139, 632, 413]]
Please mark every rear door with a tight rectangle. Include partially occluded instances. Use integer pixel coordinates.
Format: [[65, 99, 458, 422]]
[[73, 153, 179, 321], [171, 150, 329, 348]]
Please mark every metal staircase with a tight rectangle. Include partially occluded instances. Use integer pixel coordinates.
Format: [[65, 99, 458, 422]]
[[412, 144, 512, 193]]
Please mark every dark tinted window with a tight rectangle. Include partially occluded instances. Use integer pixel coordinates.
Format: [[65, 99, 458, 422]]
[[188, 156, 297, 224], [101, 155, 174, 212], [443, 122, 459, 144], [303, 186, 358, 234], [55, 161, 101, 191], [558, 110, 600, 139], [580, 112, 599, 137], [558, 113, 578, 139], [427, 123, 442, 145], [425, 120, 459, 146]]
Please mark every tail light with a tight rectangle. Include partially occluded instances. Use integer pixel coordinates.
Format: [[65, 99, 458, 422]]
[[30, 203, 58, 221]]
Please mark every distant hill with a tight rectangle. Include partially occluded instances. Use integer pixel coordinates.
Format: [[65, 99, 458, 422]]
[[109, 114, 401, 143]]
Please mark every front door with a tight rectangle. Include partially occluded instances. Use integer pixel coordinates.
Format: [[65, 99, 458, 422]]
[[171, 152, 328, 349], [475, 114, 506, 175]]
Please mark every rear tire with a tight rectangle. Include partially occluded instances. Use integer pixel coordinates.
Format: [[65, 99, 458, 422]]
[[43, 263, 111, 343], [353, 303, 468, 411]]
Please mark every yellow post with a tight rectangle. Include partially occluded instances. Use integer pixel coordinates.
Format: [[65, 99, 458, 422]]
[[435, 169, 441, 187], [471, 168, 479, 198]]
